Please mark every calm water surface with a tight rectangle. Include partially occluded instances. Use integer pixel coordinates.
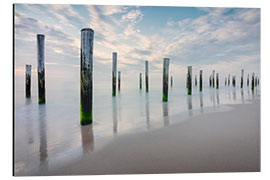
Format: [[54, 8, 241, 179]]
[[14, 79, 260, 175]]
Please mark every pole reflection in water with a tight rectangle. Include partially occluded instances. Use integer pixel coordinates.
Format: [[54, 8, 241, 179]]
[[145, 93, 150, 129], [187, 95, 193, 116], [38, 105, 48, 173], [210, 89, 216, 107], [112, 97, 118, 135], [25, 98, 33, 144], [216, 90, 220, 105], [233, 88, 236, 101], [80, 125, 94, 154], [241, 89, 245, 104], [162, 102, 169, 127], [199, 92, 203, 113]]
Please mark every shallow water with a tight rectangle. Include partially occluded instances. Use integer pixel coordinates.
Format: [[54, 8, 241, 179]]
[[14, 79, 260, 175]]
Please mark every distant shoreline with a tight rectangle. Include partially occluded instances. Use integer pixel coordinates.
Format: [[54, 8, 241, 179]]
[[47, 98, 260, 176]]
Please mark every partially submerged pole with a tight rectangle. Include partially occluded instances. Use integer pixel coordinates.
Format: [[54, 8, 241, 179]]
[[25, 65, 31, 98], [255, 76, 257, 87], [212, 70, 215, 88], [232, 76, 236, 87], [251, 73, 255, 91], [228, 74, 230, 86], [37, 34, 46, 104], [216, 73, 219, 89], [171, 76, 173, 87], [139, 73, 142, 89], [145, 60, 149, 92], [225, 77, 227, 86], [80, 28, 94, 125], [199, 70, 203, 92], [195, 74, 197, 86], [247, 74, 249, 86], [162, 58, 170, 101], [187, 66, 192, 95], [241, 69, 244, 88], [112, 52, 117, 96], [118, 71, 121, 91], [209, 75, 212, 87]]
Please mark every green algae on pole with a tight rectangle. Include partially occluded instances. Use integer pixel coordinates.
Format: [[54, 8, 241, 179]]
[[212, 70, 215, 88], [187, 66, 192, 95], [139, 73, 142, 89], [216, 73, 219, 89], [37, 34, 46, 104], [112, 52, 117, 96], [80, 28, 94, 125], [162, 58, 170, 101], [118, 71, 121, 91], [199, 70, 203, 91], [25, 65, 31, 98], [145, 60, 149, 92], [251, 73, 255, 91], [241, 69, 244, 88]]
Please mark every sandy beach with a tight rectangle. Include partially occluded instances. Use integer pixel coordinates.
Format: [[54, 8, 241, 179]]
[[48, 98, 260, 176]]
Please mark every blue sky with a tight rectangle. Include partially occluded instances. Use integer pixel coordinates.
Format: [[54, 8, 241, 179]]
[[14, 4, 260, 88]]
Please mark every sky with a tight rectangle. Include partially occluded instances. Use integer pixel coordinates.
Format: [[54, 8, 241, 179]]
[[14, 4, 260, 89]]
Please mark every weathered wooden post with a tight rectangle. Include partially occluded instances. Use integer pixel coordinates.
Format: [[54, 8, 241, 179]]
[[162, 58, 170, 101], [251, 73, 255, 91], [216, 73, 219, 89], [118, 71, 121, 91], [255, 76, 257, 87], [199, 70, 202, 92], [195, 74, 197, 86], [80, 28, 94, 125], [258, 78, 259, 86], [232, 76, 236, 87], [112, 52, 117, 96], [145, 60, 149, 92], [209, 75, 212, 87], [187, 66, 192, 95], [25, 65, 31, 98], [139, 73, 142, 89], [37, 34, 46, 104], [212, 70, 215, 88], [171, 76, 173, 87], [228, 74, 230, 86], [247, 74, 249, 86], [241, 69, 244, 88], [225, 77, 227, 86]]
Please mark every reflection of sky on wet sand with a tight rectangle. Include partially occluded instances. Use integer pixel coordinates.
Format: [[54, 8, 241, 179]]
[[14, 82, 260, 175]]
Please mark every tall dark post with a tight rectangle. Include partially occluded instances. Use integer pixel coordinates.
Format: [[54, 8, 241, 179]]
[[251, 73, 255, 91], [258, 78, 259, 86], [162, 58, 170, 101], [247, 74, 249, 86], [145, 60, 149, 92], [216, 73, 219, 89], [112, 52, 117, 96], [187, 66, 192, 95], [225, 77, 227, 86], [80, 28, 94, 125], [118, 71, 121, 91], [195, 74, 197, 86], [212, 70, 215, 88], [209, 75, 212, 87], [228, 74, 230, 86], [255, 76, 257, 87], [139, 73, 142, 89], [199, 70, 203, 92], [241, 69, 244, 88], [171, 76, 173, 87], [25, 65, 31, 98], [37, 34, 46, 104], [232, 76, 236, 87]]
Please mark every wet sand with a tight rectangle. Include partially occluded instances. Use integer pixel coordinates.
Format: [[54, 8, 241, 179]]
[[49, 99, 260, 176]]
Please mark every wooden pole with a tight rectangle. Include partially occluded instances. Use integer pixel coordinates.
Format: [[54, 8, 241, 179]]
[[80, 28, 94, 125], [241, 69, 244, 88], [195, 74, 197, 86], [112, 52, 117, 96], [228, 74, 230, 86], [247, 74, 249, 86], [209, 75, 212, 87], [232, 76, 236, 87], [251, 73, 255, 91], [212, 70, 215, 88], [171, 76, 173, 87], [139, 73, 142, 89], [216, 73, 219, 89], [145, 60, 149, 92], [118, 71, 121, 91], [37, 34, 46, 104], [199, 70, 202, 91], [225, 77, 227, 86], [187, 66, 192, 95], [162, 58, 170, 101], [25, 64, 31, 98]]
